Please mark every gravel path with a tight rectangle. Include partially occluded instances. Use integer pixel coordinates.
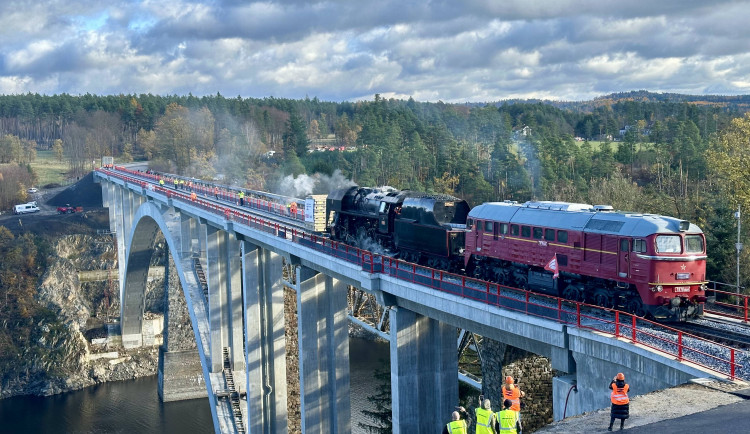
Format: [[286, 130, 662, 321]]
[[535, 381, 747, 433]]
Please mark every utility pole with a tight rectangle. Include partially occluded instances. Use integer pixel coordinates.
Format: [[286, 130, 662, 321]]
[[736, 205, 742, 303]]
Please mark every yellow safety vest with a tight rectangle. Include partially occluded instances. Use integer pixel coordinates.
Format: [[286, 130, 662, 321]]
[[446, 419, 467, 434], [496, 409, 517, 433], [475, 407, 496, 434], [239, 191, 244, 199]]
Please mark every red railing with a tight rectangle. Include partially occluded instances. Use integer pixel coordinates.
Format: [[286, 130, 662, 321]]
[[704, 285, 749, 323], [97, 167, 745, 381]]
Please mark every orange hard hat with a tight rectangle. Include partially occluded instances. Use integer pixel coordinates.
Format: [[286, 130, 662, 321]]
[[505, 376, 514, 384], [616, 373, 625, 380]]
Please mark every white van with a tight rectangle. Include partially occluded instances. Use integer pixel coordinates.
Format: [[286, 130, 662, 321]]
[[14, 202, 40, 214]]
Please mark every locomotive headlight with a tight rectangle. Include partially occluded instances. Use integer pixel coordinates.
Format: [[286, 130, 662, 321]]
[[651, 285, 664, 293]]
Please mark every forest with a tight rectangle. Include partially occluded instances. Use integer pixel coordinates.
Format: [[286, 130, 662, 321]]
[[2, 91, 750, 290]]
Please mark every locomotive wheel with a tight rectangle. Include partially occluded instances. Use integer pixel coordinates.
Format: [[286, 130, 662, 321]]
[[472, 265, 484, 279], [626, 298, 647, 317], [593, 291, 614, 309], [563, 286, 585, 302], [514, 275, 528, 290], [494, 268, 509, 284]]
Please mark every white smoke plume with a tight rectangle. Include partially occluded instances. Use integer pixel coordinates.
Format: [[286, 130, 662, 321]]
[[276, 169, 356, 198]]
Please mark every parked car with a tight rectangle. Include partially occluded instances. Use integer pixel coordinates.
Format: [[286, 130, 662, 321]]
[[56, 204, 81, 214], [27, 187, 38, 194], [14, 202, 40, 214]]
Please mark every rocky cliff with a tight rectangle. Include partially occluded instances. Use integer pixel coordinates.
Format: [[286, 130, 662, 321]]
[[0, 228, 166, 399]]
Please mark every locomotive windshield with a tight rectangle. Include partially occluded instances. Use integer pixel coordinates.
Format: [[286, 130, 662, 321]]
[[655, 235, 681, 253], [685, 235, 705, 253]]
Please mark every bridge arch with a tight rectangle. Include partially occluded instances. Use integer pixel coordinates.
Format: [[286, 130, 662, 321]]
[[120, 202, 197, 348]]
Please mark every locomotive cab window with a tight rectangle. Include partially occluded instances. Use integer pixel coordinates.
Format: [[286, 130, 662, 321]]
[[379, 202, 388, 213], [467, 219, 473, 230], [522, 226, 531, 238], [557, 230, 568, 243], [533, 227, 543, 239], [633, 239, 647, 253], [685, 235, 705, 253], [620, 239, 629, 252], [656, 235, 681, 253], [511, 224, 519, 236], [545, 228, 555, 241], [485, 221, 493, 232], [476, 220, 483, 231], [500, 223, 509, 235]]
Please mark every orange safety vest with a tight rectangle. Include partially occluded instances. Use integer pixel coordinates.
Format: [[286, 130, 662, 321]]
[[290, 202, 297, 214], [502, 386, 521, 412], [611, 384, 630, 405]]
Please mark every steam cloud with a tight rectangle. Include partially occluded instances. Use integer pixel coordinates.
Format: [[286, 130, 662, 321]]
[[276, 169, 356, 198]]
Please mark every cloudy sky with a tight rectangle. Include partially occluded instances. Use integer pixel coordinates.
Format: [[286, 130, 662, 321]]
[[1, 0, 749, 103]]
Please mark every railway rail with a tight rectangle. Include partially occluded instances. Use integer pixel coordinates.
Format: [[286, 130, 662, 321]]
[[672, 320, 750, 350]]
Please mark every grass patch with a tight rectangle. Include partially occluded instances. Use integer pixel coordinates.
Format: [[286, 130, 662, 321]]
[[31, 150, 70, 186]]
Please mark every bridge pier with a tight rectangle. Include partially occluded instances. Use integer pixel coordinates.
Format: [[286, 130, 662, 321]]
[[390, 306, 457, 434], [295, 266, 351, 434], [243, 242, 288, 433], [226, 232, 244, 370], [159, 252, 206, 402], [180, 212, 194, 256], [206, 225, 230, 372]]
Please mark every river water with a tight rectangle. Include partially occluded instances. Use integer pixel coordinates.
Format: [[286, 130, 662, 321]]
[[0, 337, 390, 433]]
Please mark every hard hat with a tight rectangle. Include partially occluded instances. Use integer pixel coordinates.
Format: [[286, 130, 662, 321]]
[[483, 399, 491, 410], [452, 411, 460, 421], [616, 373, 625, 380], [505, 376, 514, 384]]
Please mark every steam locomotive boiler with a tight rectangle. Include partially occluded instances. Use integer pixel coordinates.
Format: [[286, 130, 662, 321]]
[[326, 186, 469, 269]]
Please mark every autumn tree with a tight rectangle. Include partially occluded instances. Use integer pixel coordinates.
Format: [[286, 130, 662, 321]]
[[706, 112, 750, 213], [53, 139, 64, 161], [307, 119, 320, 140], [433, 172, 460, 196], [0, 135, 21, 163]]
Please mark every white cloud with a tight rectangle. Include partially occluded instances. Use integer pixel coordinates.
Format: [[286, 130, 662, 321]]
[[0, 0, 749, 101]]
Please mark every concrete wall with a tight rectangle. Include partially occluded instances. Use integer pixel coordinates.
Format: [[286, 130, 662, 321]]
[[158, 348, 207, 402], [552, 328, 711, 420]]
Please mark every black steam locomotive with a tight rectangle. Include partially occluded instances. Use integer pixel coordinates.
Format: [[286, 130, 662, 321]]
[[326, 186, 469, 270]]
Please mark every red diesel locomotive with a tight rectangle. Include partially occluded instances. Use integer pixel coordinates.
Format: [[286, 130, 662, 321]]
[[465, 200, 708, 320]]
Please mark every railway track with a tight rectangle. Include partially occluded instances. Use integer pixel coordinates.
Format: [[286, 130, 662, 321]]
[[671, 320, 750, 350]]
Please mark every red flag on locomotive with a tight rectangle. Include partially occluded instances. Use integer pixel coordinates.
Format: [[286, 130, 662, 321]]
[[545, 254, 559, 279]]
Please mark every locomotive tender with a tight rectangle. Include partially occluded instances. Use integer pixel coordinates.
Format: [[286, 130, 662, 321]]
[[466, 200, 707, 320]]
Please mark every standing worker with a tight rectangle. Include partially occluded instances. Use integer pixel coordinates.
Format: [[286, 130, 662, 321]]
[[442, 406, 470, 434], [158, 178, 164, 187], [214, 186, 219, 199], [495, 399, 522, 434], [239, 190, 245, 206], [502, 376, 525, 417], [608, 373, 630, 431], [475, 398, 497, 434]]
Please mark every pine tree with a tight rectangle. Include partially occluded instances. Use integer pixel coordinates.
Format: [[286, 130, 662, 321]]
[[357, 366, 392, 434]]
